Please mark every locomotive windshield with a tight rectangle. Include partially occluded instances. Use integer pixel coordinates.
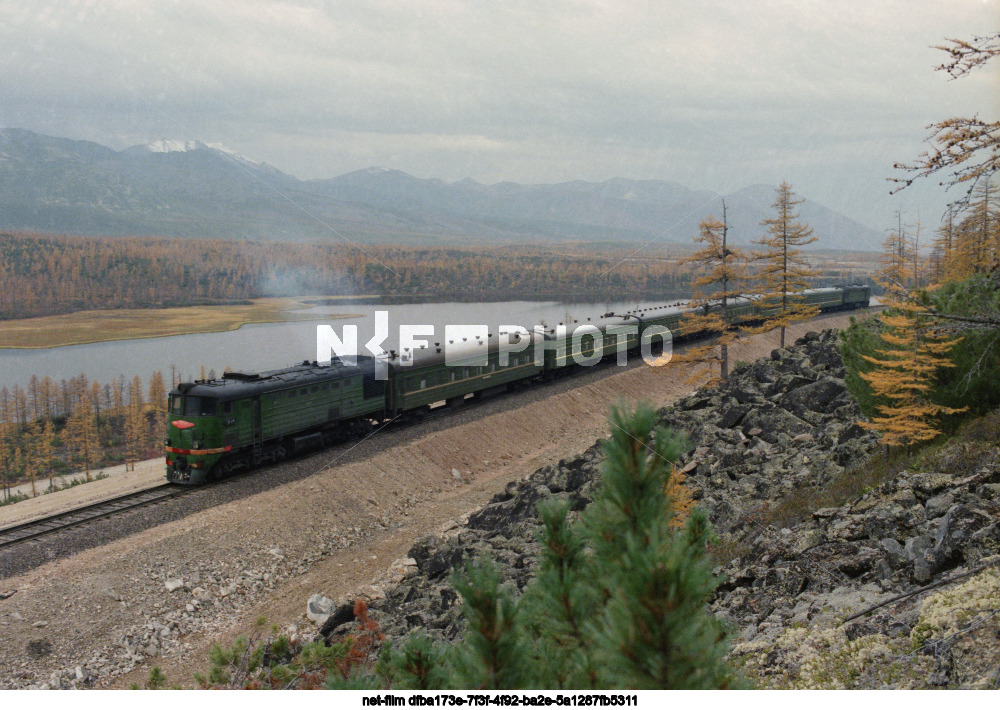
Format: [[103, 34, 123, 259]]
[[169, 395, 217, 417]]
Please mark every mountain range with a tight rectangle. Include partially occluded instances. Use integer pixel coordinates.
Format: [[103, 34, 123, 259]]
[[0, 128, 882, 250]]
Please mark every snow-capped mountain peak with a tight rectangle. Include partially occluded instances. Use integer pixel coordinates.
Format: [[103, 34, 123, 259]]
[[143, 138, 204, 153], [137, 138, 261, 166]]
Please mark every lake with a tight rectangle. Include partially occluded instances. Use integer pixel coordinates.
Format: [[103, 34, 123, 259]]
[[0, 298, 680, 392]]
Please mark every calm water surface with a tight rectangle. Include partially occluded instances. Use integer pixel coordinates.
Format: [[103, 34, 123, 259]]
[[0, 299, 678, 391]]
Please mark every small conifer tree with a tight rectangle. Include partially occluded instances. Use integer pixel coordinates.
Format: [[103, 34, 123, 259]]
[[447, 557, 531, 689], [579, 404, 735, 688], [386, 402, 741, 690]]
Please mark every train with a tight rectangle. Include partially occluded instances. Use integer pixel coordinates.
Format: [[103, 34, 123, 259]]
[[165, 284, 870, 484]]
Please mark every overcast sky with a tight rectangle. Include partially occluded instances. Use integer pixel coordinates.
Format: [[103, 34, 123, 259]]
[[1, 0, 997, 233]]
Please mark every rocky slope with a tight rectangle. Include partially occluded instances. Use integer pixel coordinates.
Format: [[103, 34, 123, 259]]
[[310, 329, 1000, 689]]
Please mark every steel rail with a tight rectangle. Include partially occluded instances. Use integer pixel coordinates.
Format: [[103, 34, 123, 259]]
[[0, 483, 188, 549]]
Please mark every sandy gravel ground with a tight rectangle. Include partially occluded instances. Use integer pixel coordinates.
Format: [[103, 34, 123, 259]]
[[0, 460, 165, 528], [0, 314, 860, 689]]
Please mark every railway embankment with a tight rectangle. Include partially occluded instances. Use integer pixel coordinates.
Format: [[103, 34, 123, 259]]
[[309, 329, 1000, 688]]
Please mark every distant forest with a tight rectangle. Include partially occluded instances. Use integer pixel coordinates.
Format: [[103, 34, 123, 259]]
[[0, 231, 868, 320], [0, 231, 693, 319]]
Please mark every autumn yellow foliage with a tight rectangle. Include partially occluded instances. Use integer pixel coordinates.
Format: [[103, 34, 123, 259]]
[[750, 182, 820, 348], [666, 465, 695, 530], [859, 296, 966, 447], [674, 206, 750, 383]]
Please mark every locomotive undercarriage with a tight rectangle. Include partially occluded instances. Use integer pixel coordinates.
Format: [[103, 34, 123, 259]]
[[173, 416, 378, 484]]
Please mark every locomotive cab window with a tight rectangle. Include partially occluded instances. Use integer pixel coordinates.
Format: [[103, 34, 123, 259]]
[[223, 401, 234, 415], [169, 396, 183, 415], [184, 396, 216, 416]]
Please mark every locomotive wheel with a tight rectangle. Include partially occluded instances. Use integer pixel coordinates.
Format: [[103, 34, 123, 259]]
[[273, 446, 286, 462]]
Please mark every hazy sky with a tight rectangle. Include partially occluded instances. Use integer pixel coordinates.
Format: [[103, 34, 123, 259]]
[[1, 0, 997, 232]]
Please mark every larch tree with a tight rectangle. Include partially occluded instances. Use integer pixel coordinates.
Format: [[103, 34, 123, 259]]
[[64, 394, 101, 481], [892, 32, 1000, 210], [11, 445, 24, 494], [751, 182, 820, 348], [859, 300, 966, 449], [930, 210, 957, 284], [125, 377, 146, 471], [148, 370, 167, 441], [89, 380, 103, 423], [875, 217, 916, 296], [674, 202, 750, 383], [0, 387, 10, 429], [12, 386, 27, 427], [954, 179, 999, 274], [39, 376, 54, 420], [23, 423, 39, 497], [861, 225, 968, 448], [0, 425, 11, 500], [39, 419, 56, 491], [28, 375, 41, 421]]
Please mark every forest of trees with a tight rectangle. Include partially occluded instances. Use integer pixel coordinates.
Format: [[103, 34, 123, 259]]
[[0, 231, 869, 322], [0, 233, 702, 320], [0, 370, 170, 501]]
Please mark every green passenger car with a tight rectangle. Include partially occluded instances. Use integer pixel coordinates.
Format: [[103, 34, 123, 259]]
[[541, 316, 644, 371], [387, 338, 543, 415]]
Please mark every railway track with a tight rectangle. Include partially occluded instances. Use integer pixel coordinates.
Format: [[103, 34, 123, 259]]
[[0, 484, 189, 550]]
